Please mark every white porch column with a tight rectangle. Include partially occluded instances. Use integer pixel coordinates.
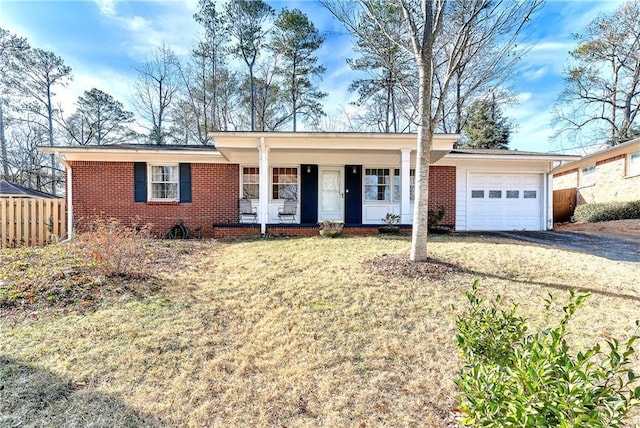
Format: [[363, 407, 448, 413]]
[[259, 137, 269, 235], [400, 148, 411, 224]]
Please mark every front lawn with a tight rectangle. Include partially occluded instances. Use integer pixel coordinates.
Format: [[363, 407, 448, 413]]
[[1, 235, 639, 426]]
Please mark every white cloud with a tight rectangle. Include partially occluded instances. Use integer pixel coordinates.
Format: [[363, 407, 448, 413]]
[[93, 0, 117, 17], [95, 2, 196, 60]]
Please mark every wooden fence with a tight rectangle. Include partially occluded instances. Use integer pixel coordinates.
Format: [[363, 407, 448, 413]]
[[553, 188, 577, 224], [0, 197, 66, 249]]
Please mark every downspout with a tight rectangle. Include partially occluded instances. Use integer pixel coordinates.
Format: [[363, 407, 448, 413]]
[[55, 151, 73, 242], [546, 165, 554, 231]]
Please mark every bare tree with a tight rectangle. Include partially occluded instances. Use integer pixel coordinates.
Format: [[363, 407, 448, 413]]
[[9, 47, 72, 194], [325, 0, 538, 137], [323, 0, 417, 133], [6, 113, 55, 191], [190, 0, 230, 140], [553, 0, 640, 147], [132, 44, 182, 145], [225, 0, 274, 131], [347, 0, 542, 261], [239, 57, 289, 131], [0, 28, 29, 179]]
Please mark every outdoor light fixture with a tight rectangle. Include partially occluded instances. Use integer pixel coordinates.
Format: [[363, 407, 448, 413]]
[[352, 166, 357, 174], [306, 165, 311, 173]]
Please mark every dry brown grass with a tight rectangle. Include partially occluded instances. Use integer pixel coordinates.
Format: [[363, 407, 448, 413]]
[[1, 234, 639, 427]]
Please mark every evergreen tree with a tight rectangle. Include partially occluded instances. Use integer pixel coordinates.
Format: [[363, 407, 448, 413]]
[[462, 99, 511, 149], [271, 8, 327, 131], [64, 88, 134, 145], [225, 0, 274, 131]]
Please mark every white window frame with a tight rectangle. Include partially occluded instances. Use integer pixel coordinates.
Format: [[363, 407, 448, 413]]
[[271, 167, 299, 200], [628, 152, 640, 177], [148, 164, 180, 202], [241, 166, 260, 199], [365, 168, 392, 202], [579, 165, 596, 187], [364, 168, 414, 202]]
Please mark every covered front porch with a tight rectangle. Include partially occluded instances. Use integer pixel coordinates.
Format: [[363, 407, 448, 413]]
[[210, 132, 459, 235]]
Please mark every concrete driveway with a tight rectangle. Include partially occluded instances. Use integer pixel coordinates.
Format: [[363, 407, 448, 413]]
[[475, 230, 640, 264]]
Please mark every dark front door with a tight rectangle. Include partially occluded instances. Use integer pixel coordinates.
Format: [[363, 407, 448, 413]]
[[300, 164, 318, 223], [344, 165, 362, 225]]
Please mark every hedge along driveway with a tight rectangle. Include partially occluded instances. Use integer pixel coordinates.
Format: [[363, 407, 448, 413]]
[[478, 231, 640, 264]]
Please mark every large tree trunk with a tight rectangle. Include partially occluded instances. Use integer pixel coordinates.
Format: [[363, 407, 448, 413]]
[[410, 54, 434, 262], [249, 64, 256, 131]]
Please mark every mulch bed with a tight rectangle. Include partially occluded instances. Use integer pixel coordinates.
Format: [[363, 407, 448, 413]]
[[362, 254, 461, 279]]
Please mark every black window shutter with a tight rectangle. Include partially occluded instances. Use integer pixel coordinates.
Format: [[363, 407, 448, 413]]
[[134, 162, 147, 202], [179, 163, 192, 203]]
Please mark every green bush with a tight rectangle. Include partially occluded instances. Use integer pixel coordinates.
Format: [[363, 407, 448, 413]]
[[455, 281, 640, 427], [572, 200, 640, 223]]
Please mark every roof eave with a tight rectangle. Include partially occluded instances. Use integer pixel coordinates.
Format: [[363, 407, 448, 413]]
[[445, 153, 581, 162]]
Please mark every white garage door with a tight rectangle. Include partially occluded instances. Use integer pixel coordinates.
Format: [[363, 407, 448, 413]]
[[467, 173, 543, 231]]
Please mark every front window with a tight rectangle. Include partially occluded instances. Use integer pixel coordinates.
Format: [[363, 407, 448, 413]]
[[365, 168, 413, 201], [242, 167, 259, 199], [149, 165, 178, 201], [629, 152, 640, 176], [272, 167, 298, 199], [365, 168, 391, 201], [393, 169, 401, 201], [580, 165, 596, 187]]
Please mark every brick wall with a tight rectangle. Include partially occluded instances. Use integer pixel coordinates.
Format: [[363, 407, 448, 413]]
[[579, 155, 640, 204], [428, 166, 456, 227], [553, 169, 578, 190], [554, 156, 640, 206], [70, 161, 238, 238], [69, 161, 457, 237]]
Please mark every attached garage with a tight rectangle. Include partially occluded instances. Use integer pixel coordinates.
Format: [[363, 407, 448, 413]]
[[466, 173, 543, 231], [441, 150, 579, 232]]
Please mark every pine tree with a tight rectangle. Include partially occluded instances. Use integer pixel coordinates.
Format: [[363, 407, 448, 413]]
[[462, 99, 511, 150]]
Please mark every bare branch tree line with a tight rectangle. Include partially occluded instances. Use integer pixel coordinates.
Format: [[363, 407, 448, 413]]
[[1, 0, 638, 201]]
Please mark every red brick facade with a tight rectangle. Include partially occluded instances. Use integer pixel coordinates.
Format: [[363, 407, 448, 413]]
[[428, 166, 456, 227], [70, 161, 239, 238], [69, 161, 456, 238]]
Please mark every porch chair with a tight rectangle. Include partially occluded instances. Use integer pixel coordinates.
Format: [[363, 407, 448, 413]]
[[239, 198, 258, 223], [278, 199, 297, 223]]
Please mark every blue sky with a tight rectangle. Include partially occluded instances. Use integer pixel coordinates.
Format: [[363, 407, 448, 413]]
[[0, 0, 624, 153]]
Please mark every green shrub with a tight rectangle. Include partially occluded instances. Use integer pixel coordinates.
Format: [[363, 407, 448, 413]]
[[456, 281, 640, 427], [572, 200, 640, 223]]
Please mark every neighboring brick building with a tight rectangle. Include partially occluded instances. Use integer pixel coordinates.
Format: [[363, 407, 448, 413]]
[[552, 138, 640, 206], [40, 132, 576, 237]]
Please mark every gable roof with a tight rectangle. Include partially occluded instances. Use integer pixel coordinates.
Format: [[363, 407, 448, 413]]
[[0, 180, 58, 198], [552, 137, 640, 175]]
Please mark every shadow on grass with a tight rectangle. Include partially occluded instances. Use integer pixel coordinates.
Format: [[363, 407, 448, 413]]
[[0, 355, 159, 427], [456, 231, 640, 264], [427, 257, 640, 304]]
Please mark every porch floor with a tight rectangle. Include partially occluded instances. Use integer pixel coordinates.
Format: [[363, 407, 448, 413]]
[[211, 223, 413, 238]]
